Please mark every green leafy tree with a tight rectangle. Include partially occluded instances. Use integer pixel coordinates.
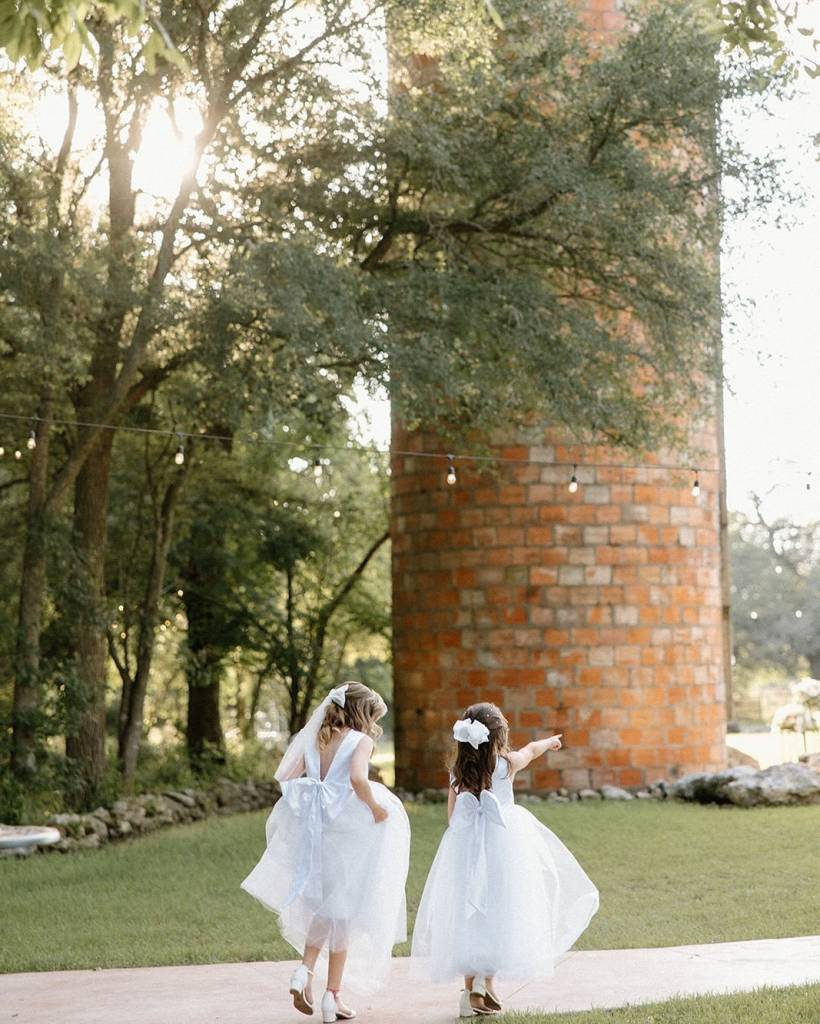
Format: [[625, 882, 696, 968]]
[[731, 501, 820, 682]]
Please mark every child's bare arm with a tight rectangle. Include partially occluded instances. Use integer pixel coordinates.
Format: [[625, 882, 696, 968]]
[[507, 734, 562, 774], [447, 783, 457, 821], [350, 736, 388, 823], [280, 755, 305, 780]]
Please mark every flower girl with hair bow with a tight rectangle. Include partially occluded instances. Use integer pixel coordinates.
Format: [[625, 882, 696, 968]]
[[411, 702, 599, 1017], [241, 682, 410, 1022]]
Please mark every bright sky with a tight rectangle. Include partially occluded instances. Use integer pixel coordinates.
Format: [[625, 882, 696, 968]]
[[722, 51, 820, 524]]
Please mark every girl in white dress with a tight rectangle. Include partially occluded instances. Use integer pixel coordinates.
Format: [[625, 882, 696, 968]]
[[411, 702, 599, 1017], [241, 682, 410, 1022]]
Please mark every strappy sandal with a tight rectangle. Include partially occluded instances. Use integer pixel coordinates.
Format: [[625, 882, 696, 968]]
[[289, 963, 315, 1016], [321, 989, 356, 1022], [458, 989, 495, 1017], [474, 976, 502, 1012]]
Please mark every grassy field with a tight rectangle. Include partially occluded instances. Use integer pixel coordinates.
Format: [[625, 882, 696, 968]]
[[498, 985, 820, 1024], [1, 801, 819, 974]]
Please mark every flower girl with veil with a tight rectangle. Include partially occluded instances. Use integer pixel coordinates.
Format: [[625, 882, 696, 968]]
[[411, 702, 599, 1017], [241, 682, 410, 1022]]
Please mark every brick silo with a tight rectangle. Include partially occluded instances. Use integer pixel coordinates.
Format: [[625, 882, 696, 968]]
[[390, 2, 728, 793]]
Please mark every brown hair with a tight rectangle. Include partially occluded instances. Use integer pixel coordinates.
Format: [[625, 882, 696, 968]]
[[317, 681, 387, 749], [449, 702, 510, 795]]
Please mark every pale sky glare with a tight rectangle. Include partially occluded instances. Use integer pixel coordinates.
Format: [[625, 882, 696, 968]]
[[721, 51, 820, 524]]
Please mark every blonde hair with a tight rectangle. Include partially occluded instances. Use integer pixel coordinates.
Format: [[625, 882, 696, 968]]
[[317, 681, 387, 749]]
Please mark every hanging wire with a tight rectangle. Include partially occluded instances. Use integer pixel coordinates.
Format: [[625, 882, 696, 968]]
[[0, 410, 719, 477]]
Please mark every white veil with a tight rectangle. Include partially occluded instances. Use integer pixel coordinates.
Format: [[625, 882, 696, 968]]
[[274, 683, 349, 783]]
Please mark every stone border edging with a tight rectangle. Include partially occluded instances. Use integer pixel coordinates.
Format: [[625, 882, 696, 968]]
[[0, 778, 280, 857]]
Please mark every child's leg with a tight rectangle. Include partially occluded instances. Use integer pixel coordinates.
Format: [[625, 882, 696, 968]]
[[296, 947, 318, 1004], [462, 975, 494, 1015], [327, 948, 348, 991], [302, 915, 333, 1000], [323, 921, 355, 1018], [482, 975, 502, 1010]]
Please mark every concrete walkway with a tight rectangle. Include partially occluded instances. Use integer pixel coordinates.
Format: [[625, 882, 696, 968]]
[[2, 936, 818, 1024]]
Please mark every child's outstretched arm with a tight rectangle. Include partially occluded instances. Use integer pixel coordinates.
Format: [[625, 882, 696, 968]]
[[507, 733, 562, 774], [350, 735, 389, 823]]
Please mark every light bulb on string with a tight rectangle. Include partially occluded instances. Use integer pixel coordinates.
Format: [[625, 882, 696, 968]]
[[176, 589, 184, 598], [446, 454, 457, 486], [313, 456, 323, 481], [568, 465, 578, 494], [174, 434, 185, 466], [691, 470, 700, 498], [26, 429, 36, 451], [0, 445, 5, 457], [13, 449, 22, 460]]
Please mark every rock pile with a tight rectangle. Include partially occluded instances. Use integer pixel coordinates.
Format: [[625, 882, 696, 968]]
[[668, 763, 820, 808], [3, 779, 280, 856]]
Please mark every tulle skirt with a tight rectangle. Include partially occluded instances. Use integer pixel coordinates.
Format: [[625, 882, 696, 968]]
[[241, 783, 410, 994], [411, 804, 599, 983]]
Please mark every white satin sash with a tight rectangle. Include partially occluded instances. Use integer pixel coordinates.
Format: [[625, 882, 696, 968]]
[[280, 776, 349, 907], [450, 789, 507, 916]]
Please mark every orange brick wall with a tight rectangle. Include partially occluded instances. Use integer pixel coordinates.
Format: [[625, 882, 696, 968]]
[[391, 425, 727, 791]]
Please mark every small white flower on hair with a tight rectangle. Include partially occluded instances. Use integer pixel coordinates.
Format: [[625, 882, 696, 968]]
[[453, 718, 490, 749]]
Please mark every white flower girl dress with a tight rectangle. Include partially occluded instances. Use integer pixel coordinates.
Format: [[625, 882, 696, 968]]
[[241, 686, 410, 994], [411, 755, 599, 983]]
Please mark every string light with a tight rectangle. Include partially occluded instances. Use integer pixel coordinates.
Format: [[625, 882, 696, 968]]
[[795, 609, 803, 618], [176, 589, 184, 597], [26, 429, 36, 451], [0, 445, 4, 457], [0, 411, 796, 507]]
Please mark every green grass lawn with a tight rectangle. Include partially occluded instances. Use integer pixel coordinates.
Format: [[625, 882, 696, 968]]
[[498, 985, 820, 1024], [1, 801, 818, 974]]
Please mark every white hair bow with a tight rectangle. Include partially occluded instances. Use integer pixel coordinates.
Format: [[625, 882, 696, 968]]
[[453, 718, 490, 749], [330, 684, 348, 708]]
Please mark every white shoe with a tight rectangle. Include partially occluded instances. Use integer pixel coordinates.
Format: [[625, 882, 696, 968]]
[[321, 990, 356, 1022], [473, 976, 502, 1012], [459, 988, 494, 1017], [289, 964, 314, 1016]]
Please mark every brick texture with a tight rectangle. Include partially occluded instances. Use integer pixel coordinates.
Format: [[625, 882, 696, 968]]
[[391, 426, 727, 791]]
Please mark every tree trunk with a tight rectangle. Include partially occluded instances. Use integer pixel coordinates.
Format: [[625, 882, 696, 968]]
[[806, 652, 820, 681], [182, 514, 228, 769], [64, 425, 115, 798], [11, 397, 54, 775], [186, 654, 225, 767], [118, 470, 188, 785]]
